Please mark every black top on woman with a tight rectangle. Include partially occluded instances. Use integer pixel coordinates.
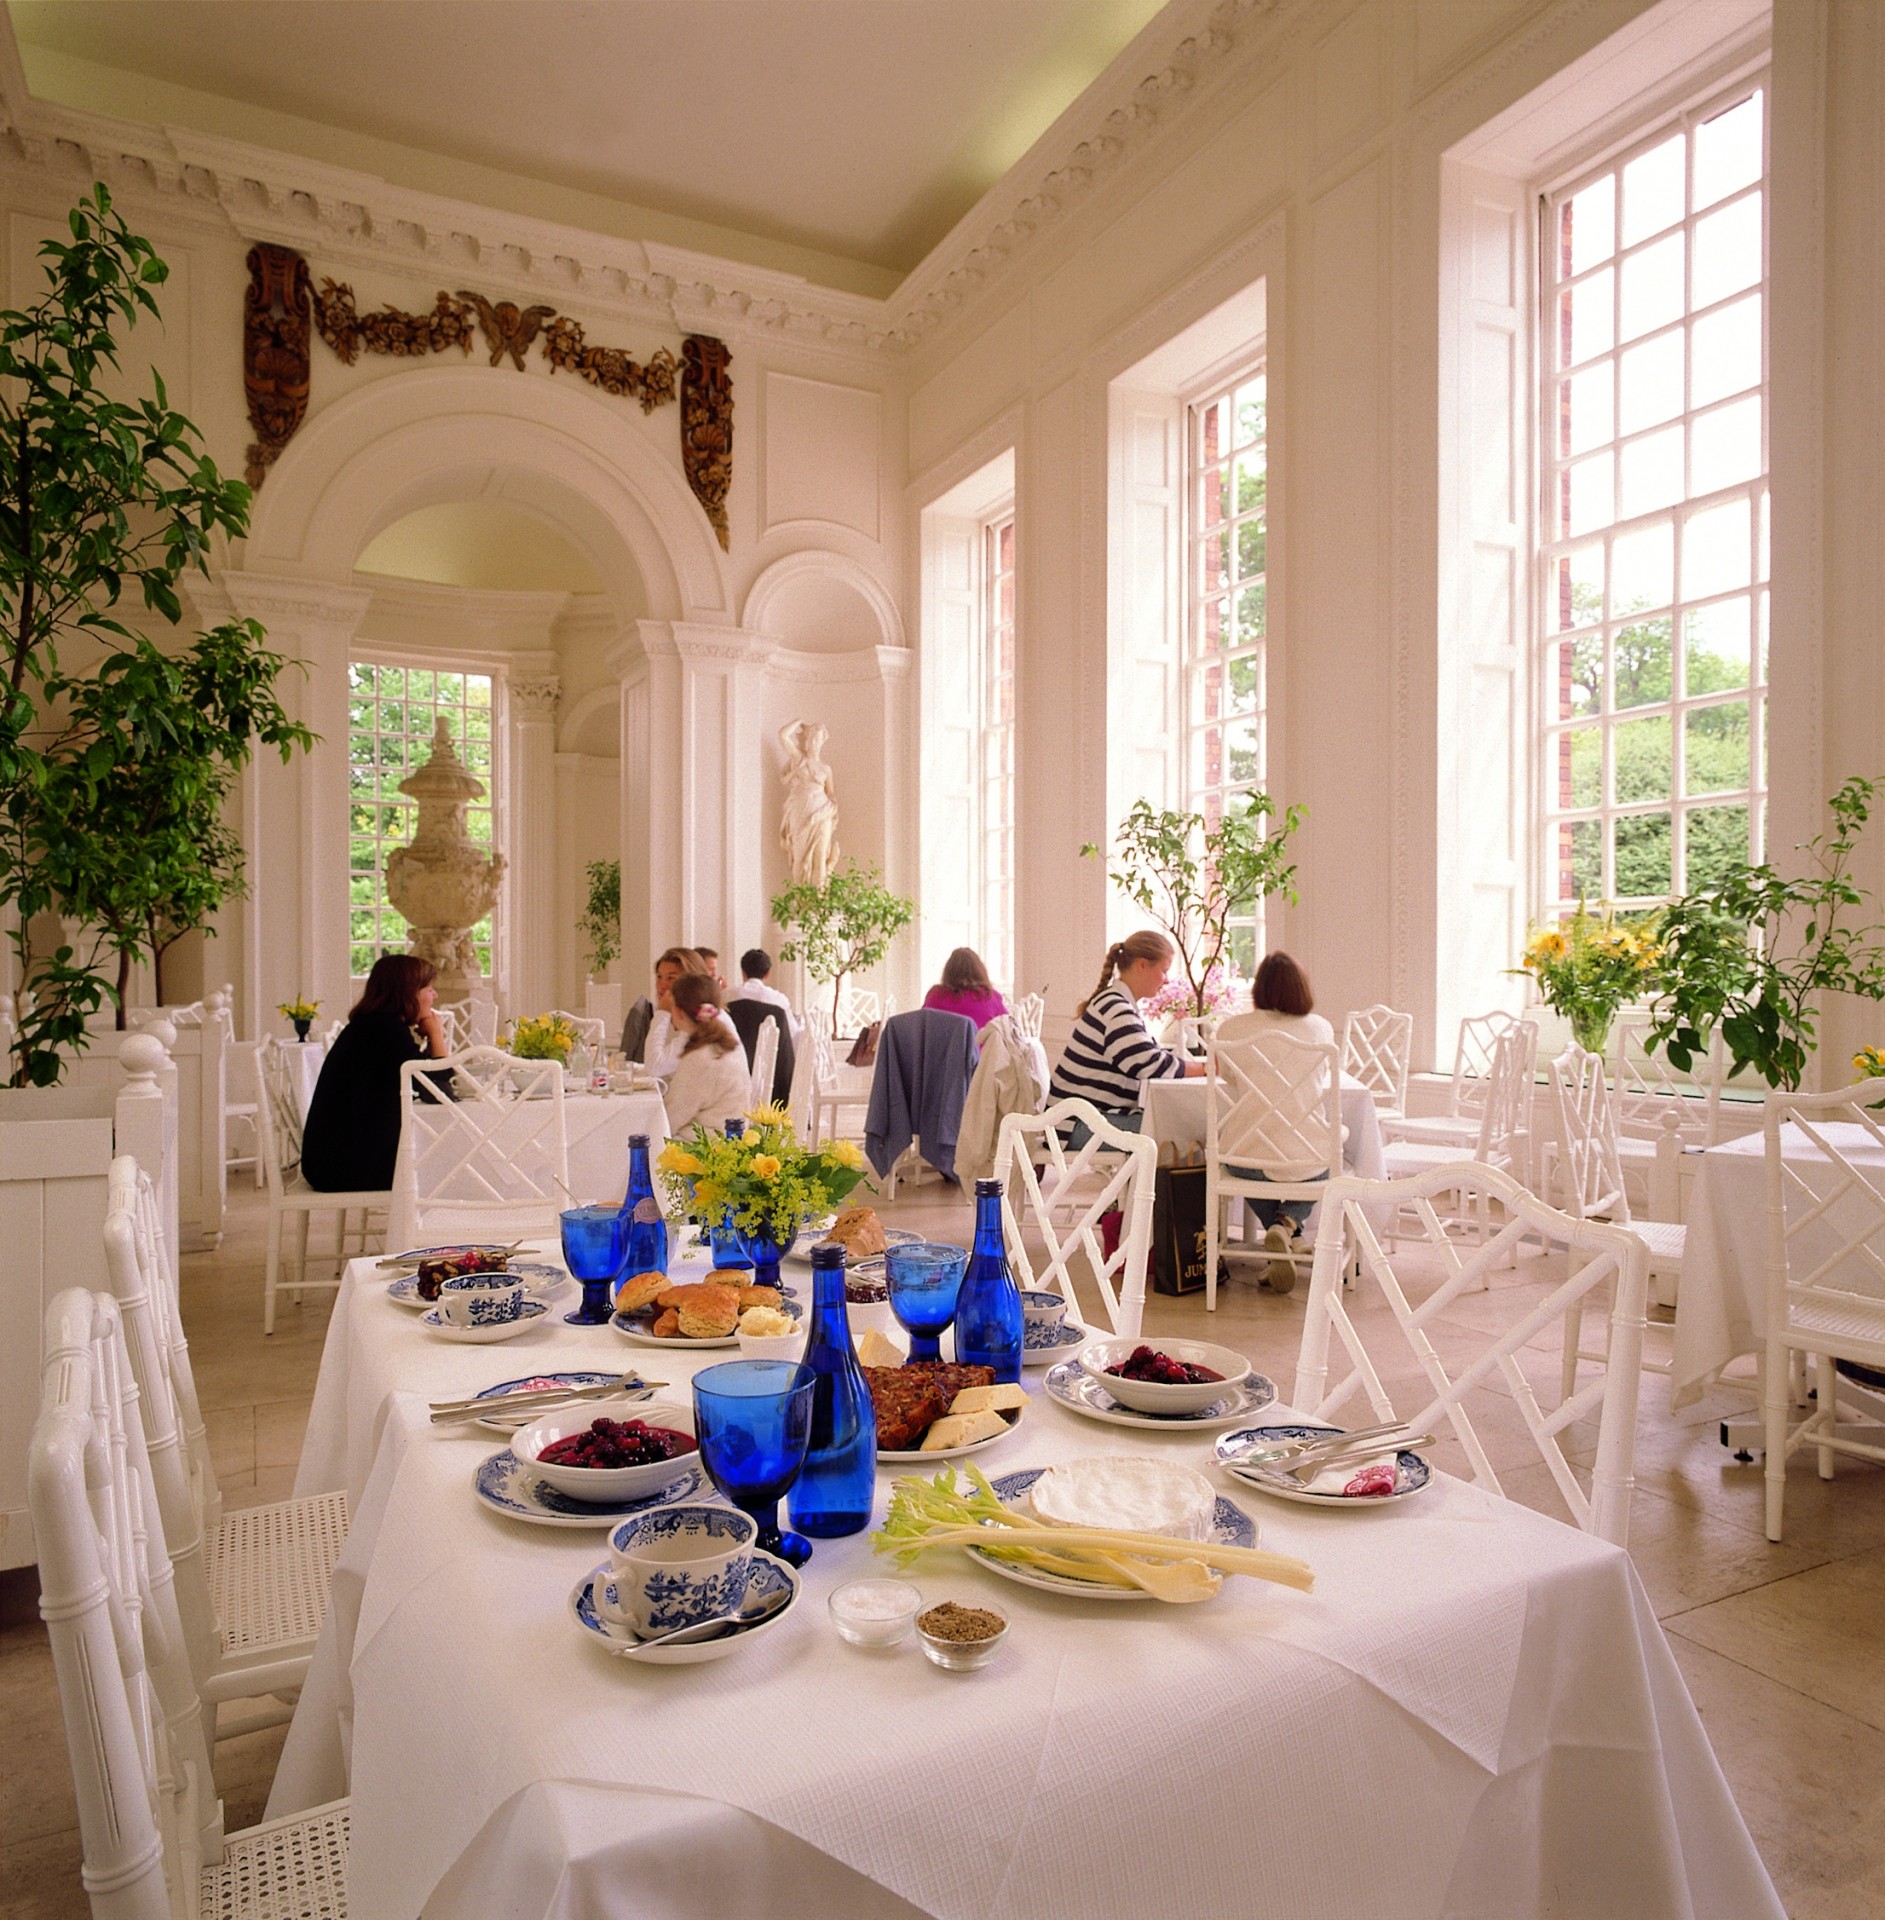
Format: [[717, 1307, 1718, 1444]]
[[301, 954, 449, 1192]]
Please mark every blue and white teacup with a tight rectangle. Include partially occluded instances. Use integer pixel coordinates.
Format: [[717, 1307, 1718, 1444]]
[[602, 1504, 757, 1638], [1020, 1288, 1067, 1332], [437, 1270, 527, 1327]]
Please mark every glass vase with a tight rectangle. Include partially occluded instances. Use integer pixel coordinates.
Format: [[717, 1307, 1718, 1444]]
[[738, 1220, 800, 1293], [1568, 1007, 1613, 1054]]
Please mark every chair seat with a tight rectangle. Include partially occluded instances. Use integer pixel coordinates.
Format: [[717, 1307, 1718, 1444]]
[[1784, 1296, 1885, 1355], [1379, 1114, 1479, 1148], [1381, 1140, 1481, 1174], [280, 1179, 391, 1213], [200, 1799, 350, 1920], [205, 1490, 350, 1667], [1623, 1218, 1687, 1264]]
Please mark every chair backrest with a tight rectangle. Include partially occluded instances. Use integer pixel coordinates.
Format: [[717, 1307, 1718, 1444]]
[[1611, 1013, 1727, 1148], [1293, 1164, 1648, 1545], [226, 1038, 261, 1110], [994, 1098, 1157, 1337], [542, 1009, 607, 1054], [464, 997, 500, 1048], [253, 1038, 304, 1195], [836, 985, 880, 1035], [1549, 1043, 1632, 1223], [1471, 1018, 1540, 1178], [1764, 1085, 1885, 1343], [397, 1045, 570, 1237], [1207, 1032, 1344, 1184], [1341, 1004, 1413, 1113], [1449, 1009, 1520, 1115], [748, 1017, 780, 1106], [1012, 991, 1045, 1044], [32, 1289, 222, 1919]]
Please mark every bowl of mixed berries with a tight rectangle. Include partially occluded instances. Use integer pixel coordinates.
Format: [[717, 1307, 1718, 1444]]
[[511, 1400, 700, 1500], [1079, 1337, 1251, 1414]]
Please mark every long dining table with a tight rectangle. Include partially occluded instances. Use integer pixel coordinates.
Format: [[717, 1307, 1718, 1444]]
[[268, 1238, 1782, 1920]]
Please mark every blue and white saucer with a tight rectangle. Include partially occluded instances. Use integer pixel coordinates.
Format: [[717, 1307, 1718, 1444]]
[[475, 1450, 710, 1528], [570, 1549, 800, 1663], [1022, 1320, 1089, 1368], [387, 1262, 566, 1309], [420, 1300, 551, 1344], [1214, 1424, 1432, 1507], [1042, 1357, 1276, 1431]]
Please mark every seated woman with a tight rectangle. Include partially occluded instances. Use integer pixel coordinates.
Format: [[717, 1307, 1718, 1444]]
[[923, 947, 1009, 1031], [302, 953, 447, 1193], [1049, 930, 1203, 1143], [661, 973, 756, 1136]]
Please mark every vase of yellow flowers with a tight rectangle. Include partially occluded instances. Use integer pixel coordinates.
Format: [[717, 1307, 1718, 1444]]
[[277, 997, 319, 1042], [505, 1012, 579, 1095], [1512, 903, 1661, 1056], [657, 1103, 871, 1291]]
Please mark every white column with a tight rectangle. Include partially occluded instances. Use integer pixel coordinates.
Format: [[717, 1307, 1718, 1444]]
[[875, 645, 919, 1012], [506, 675, 561, 1013]]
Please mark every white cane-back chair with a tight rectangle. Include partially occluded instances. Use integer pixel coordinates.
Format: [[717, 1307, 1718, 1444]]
[[1610, 1015, 1729, 1216], [1761, 1085, 1885, 1542], [398, 1045, 570, 1242], [225, 1037, 263, 1188], [255, 1039, 389, 1335], [749, 1015, 781, 1108], [1294, 1165, 1649, 1546], [1380, 1008, 1521, 1149], [1341, 1004, 1413, 1118], [31, 1288, 352, 1920], [1382, 1018, 1538, 1190], [465, 995, 500, 1048], [1013, 991, 1045, 1044], [1204, 1032, 1345, 1309], [801, 1008, 871, 1148], [543, 1008, 607, 1054], [994, 1099, 1157, 1337]]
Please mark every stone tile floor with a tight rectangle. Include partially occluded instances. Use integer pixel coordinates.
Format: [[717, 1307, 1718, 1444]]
[[3, 1176, 1881, 1916]]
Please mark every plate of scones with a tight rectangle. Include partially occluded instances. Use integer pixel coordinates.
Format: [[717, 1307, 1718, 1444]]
[[609, 1273, 803, 1347]]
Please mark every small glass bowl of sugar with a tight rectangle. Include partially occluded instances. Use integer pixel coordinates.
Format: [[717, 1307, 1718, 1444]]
[[827, 1579, 923, 1649]]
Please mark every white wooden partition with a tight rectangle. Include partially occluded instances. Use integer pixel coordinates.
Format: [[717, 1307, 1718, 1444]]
[[0, 1031, 172, 1569]]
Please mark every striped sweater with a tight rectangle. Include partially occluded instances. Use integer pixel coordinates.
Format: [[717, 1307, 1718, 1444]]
[[1049, 984, 1186, 1111]]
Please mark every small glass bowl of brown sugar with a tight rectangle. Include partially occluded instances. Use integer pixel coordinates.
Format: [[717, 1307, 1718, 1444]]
[[916, 1600, 1008, 1671]]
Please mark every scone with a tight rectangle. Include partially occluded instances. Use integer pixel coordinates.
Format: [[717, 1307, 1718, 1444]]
[[677, 1282, 741, 1339], [651, 1307, 682, 1338], [615, 1273, 669, 1314], [736, 1284, 782, 1311]]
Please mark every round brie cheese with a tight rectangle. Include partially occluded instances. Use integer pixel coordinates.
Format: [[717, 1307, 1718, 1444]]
[[1027, 1456, 1219, 1542]]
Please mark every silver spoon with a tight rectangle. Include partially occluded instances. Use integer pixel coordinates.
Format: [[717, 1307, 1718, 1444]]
[[625, 1584, 792, 1652]]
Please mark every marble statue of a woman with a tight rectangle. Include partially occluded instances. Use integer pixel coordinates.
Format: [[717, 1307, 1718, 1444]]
[[778, 720, 840, 887]]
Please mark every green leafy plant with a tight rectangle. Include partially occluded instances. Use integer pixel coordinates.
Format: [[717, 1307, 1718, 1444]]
[[0, 183, 311, 1084], [770, 859, 914, 1027], [1646, 777, 1885, 1090], [1081, 795, 1305, 1018], [578, 857, 621, 978]]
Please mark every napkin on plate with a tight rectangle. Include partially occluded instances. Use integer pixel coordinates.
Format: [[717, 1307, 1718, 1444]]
[[1302, 1448, 1402, 1497]]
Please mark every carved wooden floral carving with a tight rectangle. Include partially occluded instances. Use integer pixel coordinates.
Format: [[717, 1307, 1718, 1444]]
[[242, 244, 312, 488], [680, 335, 733, 550]]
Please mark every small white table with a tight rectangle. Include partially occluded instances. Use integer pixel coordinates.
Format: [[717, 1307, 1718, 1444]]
[[281, 1038, 325, 1123]]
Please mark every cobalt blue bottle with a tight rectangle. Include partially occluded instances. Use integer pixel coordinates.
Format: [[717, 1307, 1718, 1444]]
[[788, 1244, 877, 1537], [709, 1118, 748, 1268], [619, 1133, 668, 1280], [954, 1177, 1022, 1383]]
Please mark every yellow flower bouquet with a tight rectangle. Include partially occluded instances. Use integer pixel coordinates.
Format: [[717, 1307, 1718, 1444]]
[[506, 1012, 580, 1061], [657, 1101, 872, 1249], [277, 997, 319, 1022], [1512, 902, 1662, 1053]]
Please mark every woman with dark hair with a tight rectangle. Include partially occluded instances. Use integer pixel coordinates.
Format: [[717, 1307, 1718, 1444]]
[[1217, 951, 1336, 1049], [922, 946, 1008, 1030], [301, 953, 448, 1192], [661, 972, 755, 1135]]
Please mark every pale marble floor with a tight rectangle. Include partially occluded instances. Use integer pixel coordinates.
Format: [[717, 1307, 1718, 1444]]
[[4, 1177, 1882, 1917]]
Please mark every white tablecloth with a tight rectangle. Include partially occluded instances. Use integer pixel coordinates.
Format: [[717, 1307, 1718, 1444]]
[[1141, 1074, 1387, 1181], [282, 1037, 325, 1122], [274, 1252, 1780, 1920], [385, 1087, 669, 1249], [1674, 1120, 1885, 1407]]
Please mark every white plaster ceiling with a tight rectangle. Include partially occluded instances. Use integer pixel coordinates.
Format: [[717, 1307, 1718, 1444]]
[[8, 0, 1171, 288]]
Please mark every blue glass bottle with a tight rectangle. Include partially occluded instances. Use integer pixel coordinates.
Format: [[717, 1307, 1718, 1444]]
[[709, 1118, 748, 1268], [954, 1177, 1022, 1383], [787, 1244, 877, 1537], [618, 1133, 668, 1281]]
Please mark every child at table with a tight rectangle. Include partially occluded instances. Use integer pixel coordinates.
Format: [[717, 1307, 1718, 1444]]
[[662, 973, 757, 1136]]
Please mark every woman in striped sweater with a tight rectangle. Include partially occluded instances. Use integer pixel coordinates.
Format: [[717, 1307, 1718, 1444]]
[[1049, 930, 1204, 1141]]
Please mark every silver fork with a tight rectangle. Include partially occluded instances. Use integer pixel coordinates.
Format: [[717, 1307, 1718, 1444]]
[[1220, 1421, 1411, 1471]]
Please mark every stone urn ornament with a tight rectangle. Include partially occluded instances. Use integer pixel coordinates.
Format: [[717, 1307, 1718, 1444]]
[[386, 718, 506, 999]]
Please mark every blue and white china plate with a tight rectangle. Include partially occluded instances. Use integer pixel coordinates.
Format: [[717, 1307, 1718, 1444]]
[[1042, 1358, 1276, 1432], [474, 1450, 710, 1528], [964, 1466, 1256, 1601], [570, 1548, 800, 1664], [387, 1262, 566, 1309], [420, 1299, 551, 1344], [877, 1404, 1024, 1465], [1213, 1424, 1432, 1508], [787, 1223, 925, 1268], [610, 1294, 803, 1350], [1022, 1320, 1089, 1368], [469, 1371, 636, 1433]]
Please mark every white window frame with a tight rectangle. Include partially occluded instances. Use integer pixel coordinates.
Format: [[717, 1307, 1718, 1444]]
[[1536, 71, 1770, 916]]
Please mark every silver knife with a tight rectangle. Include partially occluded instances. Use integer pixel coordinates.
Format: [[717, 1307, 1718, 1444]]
[[429, 1381, 659, 1427]]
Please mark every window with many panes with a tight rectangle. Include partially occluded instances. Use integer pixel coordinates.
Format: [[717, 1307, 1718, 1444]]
[[981, 514, 1016, 989], [1540, 78, 1767, 912], [1186, 366, 1268, 976], [348, 662, 500, 980]]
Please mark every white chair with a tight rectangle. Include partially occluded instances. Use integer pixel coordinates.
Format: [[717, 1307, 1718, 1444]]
[[397, 1045, 570, 1242], [1294, 1164, 1649, 1546], [465, 996, 500, 1048], [1761, 1085, 1885, 1542], [31, 1287, 351, 1920], [431, 1001, 464, 1052], [543, 1008, 607, 1054], [994, 1098, 1157, 1337], [103, 1162, 349, 1741], [836, 984, 885, 1036], [801, 1008, 871, 1148], [225, 1037, 263, 1188], [1611, 1015, 1729, 1218], [1012, 991, 1045, 1045], [254, 1038, 389, 1335], [748, 1015, 780, 1108], [1379, 1008, 1521, 1150], [1204, 1032, 1345, 1309], [1382, 1017, 1537, 1188], [1341, 1004, 1413, 1119]]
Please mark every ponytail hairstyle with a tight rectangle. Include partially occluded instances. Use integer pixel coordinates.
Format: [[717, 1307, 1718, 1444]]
[[1076, 929, 1175, 1017], [670, 971, 739, 1056]]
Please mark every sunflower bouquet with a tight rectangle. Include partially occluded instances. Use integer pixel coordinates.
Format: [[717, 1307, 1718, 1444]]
[[1512, 902, 1662, 1053], [506, 1012, 580, 1061], [657, 1102, 872, 1244]]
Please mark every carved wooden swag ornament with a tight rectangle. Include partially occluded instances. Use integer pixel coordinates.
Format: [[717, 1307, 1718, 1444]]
[[240, 244, 732, 547]]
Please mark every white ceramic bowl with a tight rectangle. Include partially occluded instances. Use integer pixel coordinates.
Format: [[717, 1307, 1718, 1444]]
[[511, 1397, 699, 1501], [1078, 1337, 1252, 1415], [736, 1329, 805, 1362]]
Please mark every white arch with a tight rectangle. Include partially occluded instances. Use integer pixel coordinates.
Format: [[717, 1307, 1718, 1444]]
[[244, 365, 731, 621], [740, 546, 906, 651]]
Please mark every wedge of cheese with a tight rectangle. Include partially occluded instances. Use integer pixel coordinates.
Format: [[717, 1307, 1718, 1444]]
[[855, 1327, 906, 1370], [1026, 1455, 1218, 1541], [947, 1382, 1028, 1417], [920, 1408, 1013, 1450]]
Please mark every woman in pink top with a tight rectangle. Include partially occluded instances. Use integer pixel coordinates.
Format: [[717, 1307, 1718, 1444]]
[[922, 946, 1009, 1031]]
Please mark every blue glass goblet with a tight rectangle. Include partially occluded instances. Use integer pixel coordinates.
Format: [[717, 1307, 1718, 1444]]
[[559, 1205, 627, 1325], [692, 1360, 817, 1567], [884, 1241, 969, 1364]]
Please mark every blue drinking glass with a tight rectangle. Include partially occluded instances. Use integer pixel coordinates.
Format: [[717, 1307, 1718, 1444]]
[[559, 1205, 627, 1325], [692, 1360, 817, 1567], [884, 1241, 969, 1364]]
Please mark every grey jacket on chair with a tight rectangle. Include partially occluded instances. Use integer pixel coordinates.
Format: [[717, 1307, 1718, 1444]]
[[864, 1009, 980, 1182]]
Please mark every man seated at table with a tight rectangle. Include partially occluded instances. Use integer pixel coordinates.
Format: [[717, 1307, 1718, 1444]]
[[730, 947, 803, 1040]]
